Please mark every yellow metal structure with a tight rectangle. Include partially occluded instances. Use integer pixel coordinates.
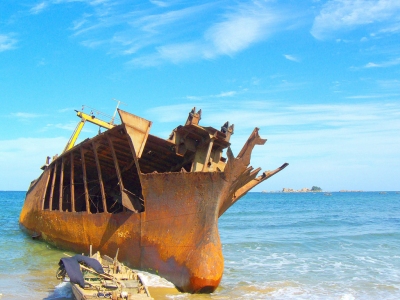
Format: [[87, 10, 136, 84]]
[[63, 110, 115, 153]]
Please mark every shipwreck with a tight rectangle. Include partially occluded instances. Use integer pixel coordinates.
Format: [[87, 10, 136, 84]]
[[19, 106, 288, 293]]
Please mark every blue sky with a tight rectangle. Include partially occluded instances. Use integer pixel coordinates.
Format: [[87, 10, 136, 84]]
[[1, 0, 399, 192]]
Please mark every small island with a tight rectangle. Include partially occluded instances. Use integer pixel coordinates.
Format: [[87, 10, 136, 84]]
[[281, 186, 322, 193], [262, 187, 366, 193]]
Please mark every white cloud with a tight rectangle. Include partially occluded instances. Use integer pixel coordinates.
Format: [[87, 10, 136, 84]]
[[156, 42, 204, 63], [81, 39, 107, 48], [284, 54, 300, 62], [378, 22, 400, 34], [42, 122, 80, 132], [58, 107, 77, 113], [136, 5, 208, 34], [34, 57, 48, 66], [346, 94, 399, 99], [72, 18, 89, 31], [216, 91, 237, 98], [128, 52, 164, 67], [65, 1, 285, 66], [181, 90, 240, 103], [204, 3, 280, 57], [88, 0, 110, 5], [30, 1, 48, 14], [131, 2, 283, 66], [71, 3, 212, 58], [149, 0, 168, 8], [311, 0, 400, 39], [11, 112, 43, 119], [377, 79, 400, 89], [0, 34, 17, 52], [364, 57, 400, 68], [146, 104, 195, 123]]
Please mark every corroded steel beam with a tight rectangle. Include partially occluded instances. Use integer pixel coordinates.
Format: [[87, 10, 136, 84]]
[[80, 147, 90, 213], [92, 141, 108, 213], [70, 152, 75, 212]]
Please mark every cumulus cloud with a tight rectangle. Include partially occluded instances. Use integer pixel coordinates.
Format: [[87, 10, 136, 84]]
[[311, 0, 400, 39]]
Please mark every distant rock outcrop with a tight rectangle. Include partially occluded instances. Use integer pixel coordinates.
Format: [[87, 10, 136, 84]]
[[282, 186, 322, 193]]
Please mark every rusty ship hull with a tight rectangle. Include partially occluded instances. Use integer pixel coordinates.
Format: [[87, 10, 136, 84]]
[[19, 108, 287, 293]]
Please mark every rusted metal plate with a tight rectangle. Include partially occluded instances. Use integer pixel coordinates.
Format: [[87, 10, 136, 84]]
[[140, 172, 225, 292], [118, 109, 152, 158]]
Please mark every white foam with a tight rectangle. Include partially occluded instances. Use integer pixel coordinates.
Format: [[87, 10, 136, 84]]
[[48, 281, 73, 299], [137, 271, 175, 288], [341, 294, 355, 300]]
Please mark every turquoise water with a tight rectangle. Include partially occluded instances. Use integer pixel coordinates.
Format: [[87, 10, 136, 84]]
[[0, 191, 399, 299]]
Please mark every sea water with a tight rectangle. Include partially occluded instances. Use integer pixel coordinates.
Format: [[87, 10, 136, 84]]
[[0, 191, 399, 299]]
